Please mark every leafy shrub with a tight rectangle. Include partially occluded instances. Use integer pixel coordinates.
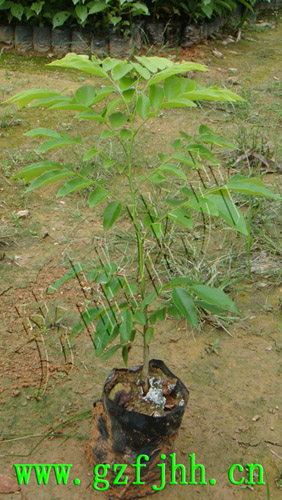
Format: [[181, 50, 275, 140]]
[[0, 0, 274, 31], [5, 54, 280, 387]]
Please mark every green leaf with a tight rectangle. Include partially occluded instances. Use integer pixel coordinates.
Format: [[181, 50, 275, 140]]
[[24, 128, 61, 138], [172, 288, 198, 328], [149, 311, 157, 325], [11, 3, 24, 20], [103, 201, 122, 229], [132, 62, 150, 80], [133, 310, 146, 325], [144, 56, 173, 71], [172, 153, 202, 169], [172, 138, 182, 151], [141, 291, 157, 310], [120, 128, 132, 141], [12, 161, 62, 183], [136, 95, 150, 120], [183, 88, 244, 103], [25, 169, 75, 193], [185, 195, 219, 216], [29, 96, 71, 108], [195, 300, 223, 315], [161, 98, 196, 109], [56, 178, 93, 197], [86, 269, 98, 281], [71, 306, 102, 338], [131, 2, 149, 15], [49, 53, 109, 79], [145, 327, 154, 345], [49, 102, 91, 112], [96, 272, 110, 284], [104, 158, 117, 169], [88, 186, 109, 208], [75, 110, 105, 123], [101, 130, 116, 139], [148, 171, 167, 184], [102, 344, 122, 361], [37, 137, 79, 153], [168, 207, 193, 229], [109, 112, 127, 128], [83, 146, 100, 161], [168, 305, 181, 319], [104, 277, 124, 298], [52, 11, 71, 28], [75, 85, 96, 106], [46, 264, 90, 294], [120, 309, 133, 343], [156, 307, 166, 321], [4, 88, 61, 110], [119, 76, 136, 91], [164, 76, 182, 100], [148, 62, 208, 86], [102, 57, 120, 72], [143, 216, 163, 239], [191, 285, 239, 314], [149, 84, 164, 109], [185, 143, 220, 164], [122, 346, 128, 366], [206, 194, 248, 235], [150, 222, 163, 239], [125, 282, 138, 296], [103, 97, 122, 117], [111, 62, 133, 81], [91, 86, 115, 105], [135, 55, 158, 73], [104, 262, 117, 274], [227, 176, 280, 199], [122, 88, 135, 103], [162, 277, 197, 290], [30, 2, 44, 15], [95, 312, 116, 355], [88, 1, 107, 14], [75, 4, 88, 23], [197, 132, 236, 149], [159, 164, 186, 181]]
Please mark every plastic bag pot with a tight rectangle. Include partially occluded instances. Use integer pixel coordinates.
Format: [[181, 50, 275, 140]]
[[15, 26, 33, 53], [87, 359, 189, 499], [33, 27, 51, 53]]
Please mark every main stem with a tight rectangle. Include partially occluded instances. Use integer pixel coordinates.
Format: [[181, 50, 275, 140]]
[[127, 123, 149, 393]]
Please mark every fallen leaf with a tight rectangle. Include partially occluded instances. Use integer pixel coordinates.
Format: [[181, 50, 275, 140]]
[[16, 210, 29, 218], [0, 475, 21, 494]]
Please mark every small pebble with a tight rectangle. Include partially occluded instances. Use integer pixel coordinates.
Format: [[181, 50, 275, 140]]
[[252, 415, 261, 422]]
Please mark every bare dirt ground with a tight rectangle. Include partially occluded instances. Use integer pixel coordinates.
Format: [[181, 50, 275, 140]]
[[1, 9, 282, 500]]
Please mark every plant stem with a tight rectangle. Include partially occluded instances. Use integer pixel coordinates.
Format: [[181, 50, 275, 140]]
[[125, 104, 150, 387], [142, 324, 149, 392]]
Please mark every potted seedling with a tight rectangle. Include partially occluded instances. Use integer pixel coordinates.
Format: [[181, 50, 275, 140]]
[[4, 54, 280, 497]]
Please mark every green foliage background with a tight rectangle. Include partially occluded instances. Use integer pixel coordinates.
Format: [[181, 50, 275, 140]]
[[0, 0, 273, 31]]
